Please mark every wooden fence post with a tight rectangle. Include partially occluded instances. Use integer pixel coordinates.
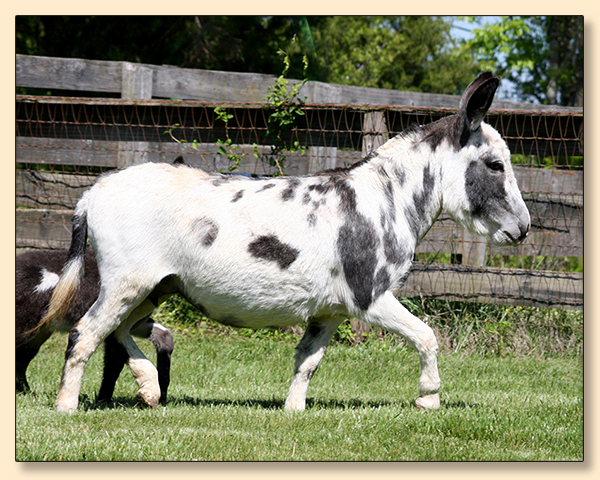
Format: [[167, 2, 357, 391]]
[[119, 62, 154, 167], [121, 62, 153, 100], [460, 231, 488, 267], [362, 111, 389, 156], [117, 141, 151, 168]]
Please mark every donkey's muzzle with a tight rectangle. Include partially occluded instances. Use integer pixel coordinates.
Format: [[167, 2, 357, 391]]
[[506, 215, 530, 245], [494, 207, 530, 246], [514, 222, 530, 244]]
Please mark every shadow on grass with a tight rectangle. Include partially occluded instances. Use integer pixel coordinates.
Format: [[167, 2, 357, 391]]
[[441, 400, 481, 409], [82, 395, 480, 411], [22, 391, 480, 412], [83, 395, 396, 411]]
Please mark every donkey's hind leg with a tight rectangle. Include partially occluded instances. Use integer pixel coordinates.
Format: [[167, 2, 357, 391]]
[[106, 278, 178, 407], [55, 284, 158, 413], [97, 333, 128, 403], [285, 317, 344, 411], [97, 316, 167, 404], [361, 291, 441, 410]]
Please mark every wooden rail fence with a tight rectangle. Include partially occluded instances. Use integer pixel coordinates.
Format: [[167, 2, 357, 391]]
[[16, 55, 583, 310]]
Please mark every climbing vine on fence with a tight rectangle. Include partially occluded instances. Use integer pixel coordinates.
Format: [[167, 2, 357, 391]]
[[165, 48, 309, 176]]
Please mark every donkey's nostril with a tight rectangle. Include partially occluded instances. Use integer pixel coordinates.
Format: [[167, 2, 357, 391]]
[[517, 224, 530, 244]]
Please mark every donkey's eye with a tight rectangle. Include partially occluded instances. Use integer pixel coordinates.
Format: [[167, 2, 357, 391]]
[[486, 160, 504, 172]]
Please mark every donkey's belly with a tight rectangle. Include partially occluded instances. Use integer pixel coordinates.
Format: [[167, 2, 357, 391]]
[[177, 273, 344, 329], [185, 292, 316, 329]]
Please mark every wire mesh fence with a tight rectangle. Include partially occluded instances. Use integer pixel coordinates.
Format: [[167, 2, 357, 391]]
[[15, 56, 583, 311]]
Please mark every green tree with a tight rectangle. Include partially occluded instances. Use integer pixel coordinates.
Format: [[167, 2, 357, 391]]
[[17, 16, 479, 95], [16, 16, 189, 65], [295, 16, 478, 94], [463, 16, 583, 106]]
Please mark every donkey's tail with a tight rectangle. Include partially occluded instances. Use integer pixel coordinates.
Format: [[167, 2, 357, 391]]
[[35, 195, 89, 333]]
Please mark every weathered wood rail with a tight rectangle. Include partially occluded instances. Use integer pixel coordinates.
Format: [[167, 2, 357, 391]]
[[16, 55, 583, 309]]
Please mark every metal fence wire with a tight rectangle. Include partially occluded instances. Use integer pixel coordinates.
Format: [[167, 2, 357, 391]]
[[16, 95, 583, 310]]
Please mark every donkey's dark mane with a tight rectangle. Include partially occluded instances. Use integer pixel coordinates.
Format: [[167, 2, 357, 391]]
[[316, 115, 463, 177], [316, 150, 377, 176], [419, 114, 466, 152]]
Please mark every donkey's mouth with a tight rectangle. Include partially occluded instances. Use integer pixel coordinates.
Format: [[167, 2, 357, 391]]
[[497, 224, 529, 246]]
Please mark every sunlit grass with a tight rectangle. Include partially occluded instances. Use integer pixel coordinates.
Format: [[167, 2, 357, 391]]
[[17, 330, 582, 461]]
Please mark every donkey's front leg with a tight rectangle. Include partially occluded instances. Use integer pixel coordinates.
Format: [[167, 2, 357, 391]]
[[112, 303, 162, 409], [285, 317, 343, 411], [113, 329, 160, 408], [362, 292, 441, 410]]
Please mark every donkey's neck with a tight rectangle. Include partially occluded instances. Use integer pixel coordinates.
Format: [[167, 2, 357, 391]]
[[351, 133, 444, 245]]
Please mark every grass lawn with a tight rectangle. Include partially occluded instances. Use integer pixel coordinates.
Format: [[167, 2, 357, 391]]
[[16, 330, 583, 461]]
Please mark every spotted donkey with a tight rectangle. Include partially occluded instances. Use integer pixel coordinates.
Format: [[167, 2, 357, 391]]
[[37, 72, 529, 413], [16, 249, 174, 403]]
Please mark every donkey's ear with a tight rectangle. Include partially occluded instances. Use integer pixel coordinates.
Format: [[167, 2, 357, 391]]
[[459, 72, 500, 132]]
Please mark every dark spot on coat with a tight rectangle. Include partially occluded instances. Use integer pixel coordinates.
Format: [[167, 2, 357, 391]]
[[307, 182, 333, 195], [231, 189, 245, 203], [420, 122, 447, 152], [257, 183, 276, 192], [384, 181, 396, 223], [364, 150, 379, 162], [382, 228, 409, 266], [64, 328, 80, 360], [248, 235, 299, 269], [393, 165, 406, 186], [302, 182, 333, 210], [191, 217, 219, 247], [405, 164, 436, 241], [281, 178, 301, 201], [307, 213, 317, 227], [415, 165, 435, 217], [373, 267, 391, 299], [337, 215, 379, 310], [465, 160, 509, 217], [332, 177, 358, 213]]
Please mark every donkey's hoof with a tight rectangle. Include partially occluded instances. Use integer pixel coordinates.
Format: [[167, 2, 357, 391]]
[[56, 401, 78, 414], [136, 388, 160, 408], [56, 393, 79, 413], [415, 393, 440, 410], [56, 405, 77, 414], [284, 398, 306, 412]]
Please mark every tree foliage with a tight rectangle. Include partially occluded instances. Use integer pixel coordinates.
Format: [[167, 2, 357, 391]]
[[16, 15, 478, 95], [463, 16, 583, 106], [290, 16, 479, 94]]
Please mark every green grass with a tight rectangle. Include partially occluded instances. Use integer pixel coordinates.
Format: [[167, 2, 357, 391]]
[[16, 329, 583, 461]]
